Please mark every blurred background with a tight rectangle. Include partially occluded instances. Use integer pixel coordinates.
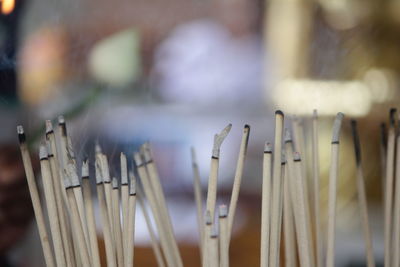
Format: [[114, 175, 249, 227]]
[[0, 0, 399, 265]]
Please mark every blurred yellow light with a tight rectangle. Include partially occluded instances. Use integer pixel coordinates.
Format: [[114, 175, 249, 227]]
[[272, 79, 372, 117], [1, 0, 14, 15]]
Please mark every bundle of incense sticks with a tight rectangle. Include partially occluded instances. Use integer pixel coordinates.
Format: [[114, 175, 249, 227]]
[[17, 108, 389, 267]]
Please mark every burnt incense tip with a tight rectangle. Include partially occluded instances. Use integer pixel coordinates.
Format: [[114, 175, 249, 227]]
[[129, 172, 136, 195], [275, 110, 284, 117], [284, 128, 292, 143], [17, 125, 26, 144], [264, 142, 272, 153], [112, 177, 118, 189], [244, 124, 250, 130], [95, 158, 103, 184], [68, 162, 80, 186], [58, 116, 67, 136], [350, 120, 361, 165], [134, 152, 143, 166], [210, 226, 218, 238], [205, 211, 212, 225], [39, 145, 48, 160], [332, 112, 344, 143], [46, 142, 53, 157], [281, 152, 286, 165], [390, 108, 397, 126], [313, 109, 318, 118], [82, 158, 89, 178], [219, 205, 228, 218], [293, 152, 301, 162], [45, 120, 53, 134]]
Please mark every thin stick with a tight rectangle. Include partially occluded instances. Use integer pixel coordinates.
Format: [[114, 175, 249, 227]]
[[100, 154, 115, 240], [380, 123, 387, 204], [311, 110, 322, 267], [112, 177, 124, 267], [384, 109, 396, 267], [125, 172, 137, 267], [137, 189, 166, 267], [121, 152, 130, 265], [227, 125, 250, 239], [219, 205, 229, 267], [64, 163, 91, 266], [95, 157, 116, 267], [142, 145, 183, 267], [209, 225, 219, 267], [206, 124, 232, 224], [134, 152, 176, 267], [260, 142, 272, 267], [326, 112, 344, 267], [191, 147, 204, 257], [17, 127, 55, 267], [81, 159, 101, 267], [283, 158, 296, 267], [351, 120, 375, 267], [269, 110, 284, 267], [202, 211, 212, 267], [39, 145, 67, 267]]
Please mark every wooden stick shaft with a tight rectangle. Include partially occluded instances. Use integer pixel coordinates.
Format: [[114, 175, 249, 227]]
[[112, 187, 124, 267], [227, 125, 250, 238], [206, 158, 219, 223], [269, 112, 284, 267], [40, 157, 66, 267], [72, 186, 91, 252], [260, 146, 272, 267], [66, 188, 91, 266], [121, 184, 129, 260], [311, 112, 322, 267], [82, 179, 101, 267], [191, 148, 204, 256], [19, 143, 55, 267], [283, 163, 296, 267], [125, 194, 136, 267], [219, 215, 229, 267], [209, 234, 219, 267], [137, 191, 166, 267], [96, 184, 117, 267]]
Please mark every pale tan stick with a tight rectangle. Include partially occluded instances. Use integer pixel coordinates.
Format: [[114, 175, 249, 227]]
[[311, 110, 322, 267], [285, 131, 312, 267], [137, 189, 166, 267], [121, 153, 130, 265], [326, 112, 344, 267], [100, 154, 115, 240], [384, 109, 396, 267], [261, 142, 272, 267], [54, 118, 76, 267], [45, 122, 71, 262], [112, 178, 124, 267], [95, 157, 117, 267], [134, 152, 176, 267], [283, 160, 296, 267], [17, 127, 55, 267], [227, 125, 250, 239], [206, 124, 232, 224], [64, 163, 91, 267], [202, 211, 212, 267], [380, 123, 387, 198], [39, 146, 67, 267], [269, 111, 284, 267], [191, 147, 204, 257], [125, 174, 137, 267], [351, 120, 375, 267], [142, 145, 183, 267], [219, 205, 229, 267], [292, 117, 308, 187], [81, 159, 101, 267], [294, 153, 315, 267], [209, 225, 219, 267]]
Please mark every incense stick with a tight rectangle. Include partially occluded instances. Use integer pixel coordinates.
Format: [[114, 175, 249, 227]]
[[120, 152, 130, 265], [137, 188, 166, 267], [326, 112, 344, 267], [64, 162, 91, 266], [95, 157, 116, 267], [283, 156, 296, 267], [311, 110, 322, 267], [125, 172, 137, 267], [112, 177, 124, 267], [261, 142, 272, 267], [81, 158, 101, 267], [206, 124, 232, 224], [227, 124, 250, 239], [209, 224, 219, 267], [384, 109, 396, 267], [219, 205, 229, 267], [191, 147, 204, 257], [202, 211, 213, 267], [350, 120, 375, 267], [40, 145, 67, 267], [100, 153, 115, 240], [17, 127, 55, 267], [269, 110, 284, 267]]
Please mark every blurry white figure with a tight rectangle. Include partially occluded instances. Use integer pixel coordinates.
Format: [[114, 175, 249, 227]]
[[152, 18, 265, 107]]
